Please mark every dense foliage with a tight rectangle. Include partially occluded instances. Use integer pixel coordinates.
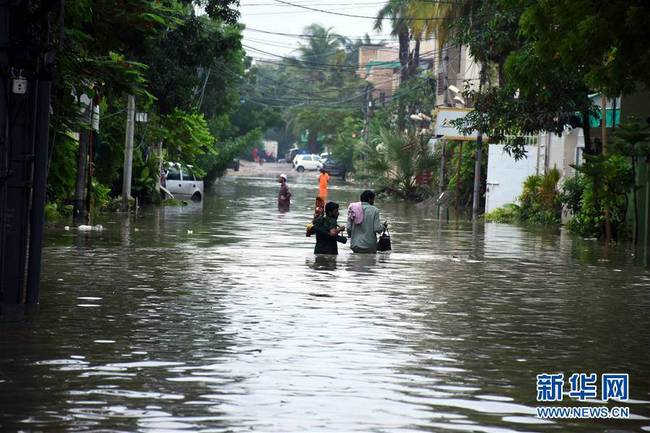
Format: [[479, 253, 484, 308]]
[[47, 1, 263, 216], [485, 169, 561, 225]]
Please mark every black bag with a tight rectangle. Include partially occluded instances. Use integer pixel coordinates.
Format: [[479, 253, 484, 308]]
[[377, 225, 391, 252]]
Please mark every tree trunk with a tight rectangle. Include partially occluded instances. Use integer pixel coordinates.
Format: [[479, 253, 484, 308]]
[[397, 29, 410, 131], [398, 29, 410, 83], [633, 156, 638, 245], [308, 129, 318, 154], [412, 37, 421, 79]]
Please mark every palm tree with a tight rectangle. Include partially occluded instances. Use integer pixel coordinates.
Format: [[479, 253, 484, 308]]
[[406, 0, 464, 50], [344, 33, 375, 68], [374, 0, 412, 84], [375, 0, 467, 78], [293, 24, 348, 83], [296, 24, 347, 65]]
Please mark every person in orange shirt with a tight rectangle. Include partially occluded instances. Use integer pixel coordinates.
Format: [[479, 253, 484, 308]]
[[318, 168, 330, 199]]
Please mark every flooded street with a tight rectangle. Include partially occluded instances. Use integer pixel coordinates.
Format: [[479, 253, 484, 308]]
[[1, 174, 649, 432]]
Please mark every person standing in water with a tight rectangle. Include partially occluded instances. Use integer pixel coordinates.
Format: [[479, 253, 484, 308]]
[[312, 201, 347, 255], [346, 190, 383, 253], [318, 168, 330, 199], [278, 174, 291, 211]]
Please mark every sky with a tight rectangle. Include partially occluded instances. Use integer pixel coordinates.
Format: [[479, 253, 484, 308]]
[[238, 0, 400, 61]]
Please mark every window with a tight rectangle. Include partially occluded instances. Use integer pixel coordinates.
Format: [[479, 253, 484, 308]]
[[180, 167, 188, 180], [437, 73, 445, 95], [167, 167, 180, 181]]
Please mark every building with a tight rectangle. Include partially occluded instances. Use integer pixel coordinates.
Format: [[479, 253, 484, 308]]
[[357, 45, 400, 104], [434, 43, 481, 108], [357, 39, 438, 105]]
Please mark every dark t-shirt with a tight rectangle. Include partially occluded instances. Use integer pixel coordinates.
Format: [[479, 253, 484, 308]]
[[313, 216, 347, 255]]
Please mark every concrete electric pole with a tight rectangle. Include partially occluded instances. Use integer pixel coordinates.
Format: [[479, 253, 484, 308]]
[[121, 95, 135, 212]]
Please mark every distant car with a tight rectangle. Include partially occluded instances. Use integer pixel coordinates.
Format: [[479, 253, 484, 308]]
[[285, 148, 300, 163], [227, 159, 240, 171], [286, 148, 309, 163], [164, 162, 204, 201], [293, 154, 322, 172], [322, 158, 347, 180]]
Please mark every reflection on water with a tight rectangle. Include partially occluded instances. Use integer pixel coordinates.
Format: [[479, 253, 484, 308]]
[[1, 175, 649, 432]]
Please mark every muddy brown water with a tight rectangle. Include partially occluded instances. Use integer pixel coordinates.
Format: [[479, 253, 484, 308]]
[[1, 175, 649, 432]]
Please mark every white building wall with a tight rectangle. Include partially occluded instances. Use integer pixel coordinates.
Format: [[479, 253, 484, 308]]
[[537, 128, 585, 179], [485, 144, 538, 213]]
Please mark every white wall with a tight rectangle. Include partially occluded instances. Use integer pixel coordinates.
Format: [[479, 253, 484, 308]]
[[485, 144, 538, 213]]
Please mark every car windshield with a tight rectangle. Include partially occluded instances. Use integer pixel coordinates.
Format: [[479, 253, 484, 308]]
[[167, 166, 180, 181]]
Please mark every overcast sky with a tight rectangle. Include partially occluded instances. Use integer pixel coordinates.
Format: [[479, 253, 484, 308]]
[[238, 0, 399, 60]]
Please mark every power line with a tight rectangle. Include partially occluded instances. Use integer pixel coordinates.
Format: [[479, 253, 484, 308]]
[[244, 44, 442, 69], [243, 1, 391, 6], [244, 26, 396, 39], [242, 3, 393, 15], [270, 0, 455, 20], [215, 53, 428, 107], [244, 33, 404, 53], [244, 44, 363, 68]]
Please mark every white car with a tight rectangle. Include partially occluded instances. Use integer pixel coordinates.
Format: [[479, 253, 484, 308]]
[[293, 154, 322, 172], [164, 162, 204, 201]]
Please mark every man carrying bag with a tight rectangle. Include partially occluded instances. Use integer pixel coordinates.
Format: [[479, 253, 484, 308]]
[[346, 190, 385, 253]]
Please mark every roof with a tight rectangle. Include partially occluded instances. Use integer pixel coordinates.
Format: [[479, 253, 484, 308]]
[[365, 60, 401, 71]]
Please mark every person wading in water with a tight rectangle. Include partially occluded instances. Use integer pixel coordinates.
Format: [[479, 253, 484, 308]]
[[278, 174, 291, 211], [346, 190, 383, 253], [318, 168, 330, 199], [312, 202, 347, 255]]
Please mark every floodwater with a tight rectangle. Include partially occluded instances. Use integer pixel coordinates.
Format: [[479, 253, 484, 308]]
[[1, 175, 649, 433]]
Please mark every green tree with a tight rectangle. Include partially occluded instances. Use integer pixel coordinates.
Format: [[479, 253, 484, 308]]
[[359, 125, 436, 200]]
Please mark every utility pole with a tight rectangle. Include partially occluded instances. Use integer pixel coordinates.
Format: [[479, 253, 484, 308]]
[[601, 94, 612, 243], [1, 1, 58, 307], [545, 131, 551, 174], [121, 95, 135, 212], [472, 67, 487, 221], [197, 67, 211, 110], [86, 101, 99, 216], [472, 134, 483, 221], [73, 95, 92, 224], [601, 94, 608, 149], [455, 141, 463, 215], [438, 141, 446, 195], [535, 136, 541, 175], [363, 84, 371, 147]]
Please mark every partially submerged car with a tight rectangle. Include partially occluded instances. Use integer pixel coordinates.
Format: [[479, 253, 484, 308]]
[[163, 162, 204, 201], [227, 159, 240, 171], [321, 158, 347, 180]]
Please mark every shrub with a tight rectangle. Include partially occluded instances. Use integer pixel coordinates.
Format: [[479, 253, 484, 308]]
[[518, 168, 561, 224], [44, 203, 60, 221], [485, 203, 521, 223], [91, 180, 111, 211], [561, 155, 633, 239]]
